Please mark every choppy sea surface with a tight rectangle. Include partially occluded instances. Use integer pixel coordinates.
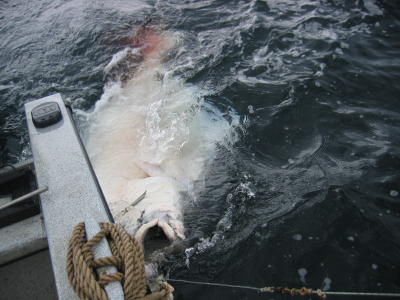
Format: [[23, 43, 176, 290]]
[[1, 0, 400, 299]]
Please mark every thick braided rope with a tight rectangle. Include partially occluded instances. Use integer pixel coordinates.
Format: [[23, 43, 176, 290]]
[[67, 222, 171, 300], [100, 222, 147, 299], [67, 223, 108, 300]]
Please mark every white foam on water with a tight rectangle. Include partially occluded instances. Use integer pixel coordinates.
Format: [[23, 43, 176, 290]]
[[363, 0, 383, 16], [184, 247, 195, 268], [292, 234, 303, 241], [103, 47, 138, 74], [322, 277, 332, 291], [298, 268, 308, 284]]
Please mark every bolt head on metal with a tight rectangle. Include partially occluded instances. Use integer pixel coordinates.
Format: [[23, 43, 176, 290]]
[[31, 102, 62, 128]]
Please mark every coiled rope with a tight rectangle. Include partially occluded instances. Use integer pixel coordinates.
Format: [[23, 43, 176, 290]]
[[66, 222, 173, 300]]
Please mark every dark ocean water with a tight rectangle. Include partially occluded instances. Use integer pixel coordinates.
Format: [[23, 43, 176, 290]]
[[1, 0, 400, 299]]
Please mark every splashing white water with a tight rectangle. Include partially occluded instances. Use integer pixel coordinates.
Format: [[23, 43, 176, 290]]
[[83, 31, 239, 212]]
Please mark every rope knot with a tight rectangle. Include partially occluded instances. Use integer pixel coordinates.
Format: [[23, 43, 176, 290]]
[[67, 222, 173, 300]]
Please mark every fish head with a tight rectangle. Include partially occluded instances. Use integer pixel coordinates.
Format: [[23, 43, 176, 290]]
[[135, 209, 185, 250], [135, 202, 186, 279], [123, 176, 185, 254]]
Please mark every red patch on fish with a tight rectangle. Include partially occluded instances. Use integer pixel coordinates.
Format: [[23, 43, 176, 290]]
[[101, 21, 169, 61], [128, 26, 166, 59]]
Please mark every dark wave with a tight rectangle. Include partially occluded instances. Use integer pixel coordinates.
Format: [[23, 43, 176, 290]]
[[1, 0, 400, 298]]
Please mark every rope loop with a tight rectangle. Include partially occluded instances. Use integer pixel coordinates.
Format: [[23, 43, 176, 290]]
[[67, 222, 173, 300]]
